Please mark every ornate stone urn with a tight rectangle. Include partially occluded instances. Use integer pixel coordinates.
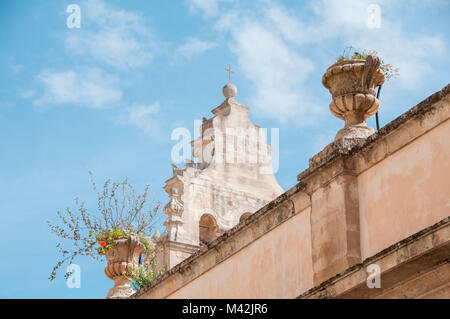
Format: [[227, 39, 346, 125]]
[[104, 235, 145, 299], [322, 55, 385, 141]]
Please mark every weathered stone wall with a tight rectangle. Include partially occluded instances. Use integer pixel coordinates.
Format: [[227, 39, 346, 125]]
[[133, 84, 450, 299]]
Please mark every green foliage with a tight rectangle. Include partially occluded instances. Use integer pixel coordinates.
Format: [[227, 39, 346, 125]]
[[47, 171, 162, 281], [123, 259, 168, 291], [336, 46, 400, 81]]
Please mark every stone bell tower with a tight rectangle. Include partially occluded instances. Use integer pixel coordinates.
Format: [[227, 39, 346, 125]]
[[151, 82, 284, 270]]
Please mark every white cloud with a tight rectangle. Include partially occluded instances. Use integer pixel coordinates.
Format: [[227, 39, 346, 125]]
[[312, 0, 369, 30], [262, 0, 446, 89], [176, 38, 217, 59], [34, 68, 122, 109], [187, 0, 227, 18], [231, 21, 318, 122], [116, 103, 162, 136], [215, 8, 322, 125], [209, 0, 447, 124], [64, 0, 155, 69], [263, 6, 310, 46], [310, 0, 447, 87]]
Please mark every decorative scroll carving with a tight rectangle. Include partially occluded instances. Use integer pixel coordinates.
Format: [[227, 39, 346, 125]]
[[164, 188, 184, 217], [362, 55, 381, 94]]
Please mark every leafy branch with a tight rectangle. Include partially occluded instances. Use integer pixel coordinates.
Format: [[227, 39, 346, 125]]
[[123, 259, 168, 291], [48, 171, 162, 281]]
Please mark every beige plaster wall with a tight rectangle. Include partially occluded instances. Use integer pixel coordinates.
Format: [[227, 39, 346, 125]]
[[135, 86, 449, 299], [359, 119, 450, 259], [167, 207, 314, 298]]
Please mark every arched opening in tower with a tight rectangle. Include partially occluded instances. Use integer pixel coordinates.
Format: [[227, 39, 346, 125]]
[[199, 214, 218, 246]]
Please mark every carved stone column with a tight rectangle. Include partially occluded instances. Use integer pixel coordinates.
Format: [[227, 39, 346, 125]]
[[104, 236, 145, 299], [163, 188, 185, 243], [322, 55, 385, 142]]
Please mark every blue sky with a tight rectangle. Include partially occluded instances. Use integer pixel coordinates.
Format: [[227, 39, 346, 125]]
[[0, 0, 448, 298]]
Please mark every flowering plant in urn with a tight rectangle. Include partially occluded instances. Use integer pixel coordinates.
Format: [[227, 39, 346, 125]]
[[323, 47, 399, 141], [48, 171, 162, 298]]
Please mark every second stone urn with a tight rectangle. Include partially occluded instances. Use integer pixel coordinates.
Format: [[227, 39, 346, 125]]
[[322, 55, 385, 141], [104, 235, 146, 299]]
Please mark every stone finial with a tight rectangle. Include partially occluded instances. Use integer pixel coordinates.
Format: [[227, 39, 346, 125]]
[[322, 55, 385, 142], [104, 236, 146, 299], [223, 83, 237, 99]]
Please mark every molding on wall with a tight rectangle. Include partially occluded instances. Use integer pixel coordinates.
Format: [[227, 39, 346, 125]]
[[298, 216, 450, 299]]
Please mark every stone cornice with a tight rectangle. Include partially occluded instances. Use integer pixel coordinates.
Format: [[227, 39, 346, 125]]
[[211, 98, 249, 116], [298, 216, 450, 299], [162, 241, 200, 254]]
